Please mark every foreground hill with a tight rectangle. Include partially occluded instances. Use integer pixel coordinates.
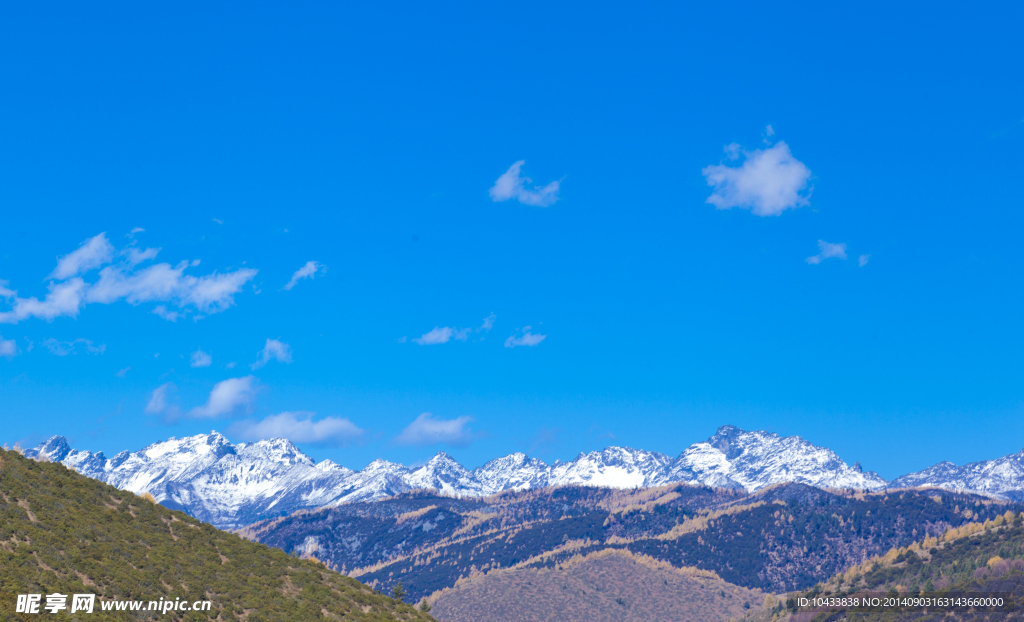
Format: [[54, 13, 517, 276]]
[[26, 425, 890, 528], [0, 448, 432, 622], [241, 482, 1024, 604], [430, 549, 766, 622]]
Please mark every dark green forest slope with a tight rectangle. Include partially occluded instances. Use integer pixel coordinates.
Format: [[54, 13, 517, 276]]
[[757, 510, 1024, 621], [0, 449, 433, 621], [243, 483, 1024, 602]]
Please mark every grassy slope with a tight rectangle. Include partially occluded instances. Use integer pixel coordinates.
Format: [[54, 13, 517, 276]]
[[0, 449, 434, 622]]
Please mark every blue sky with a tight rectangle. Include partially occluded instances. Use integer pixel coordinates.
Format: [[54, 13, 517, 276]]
[[1, 2, 1022, 479]]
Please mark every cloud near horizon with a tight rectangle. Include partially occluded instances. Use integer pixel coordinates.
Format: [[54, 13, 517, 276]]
[[489, 161, 561, 207], [252, 339, 293, 369], [0, 232, 257, 324], [702, 140, 811, 216], [228, 411, 364, 445], [283, 260, 326, 291], [806, 240, 848, 264], [188, 376, 259, 418], [395, 412, 475, 447]]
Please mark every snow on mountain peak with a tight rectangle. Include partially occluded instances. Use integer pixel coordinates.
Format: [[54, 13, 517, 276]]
[[25, 424, 1024, 529], [670, 426, 888, 492]]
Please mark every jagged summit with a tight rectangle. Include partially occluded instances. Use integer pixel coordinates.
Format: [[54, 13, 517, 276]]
[[890, 449, 1024, 501], [23, 435, 72, 462], [25, 426, 1024, 530]]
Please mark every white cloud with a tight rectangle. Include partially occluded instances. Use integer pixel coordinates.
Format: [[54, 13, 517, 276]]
[[87, 260, 258, 314], [858, 254, 871, 267], [145, 382, 176, 414], [189, 376, 259, 418], [489, 160, 561, 207], [414, 326, 454, 345], [251, 339, 293, 369], [702, 141, 812, 216], [190, 349, 212, 368], [480, 313, 496, 332], [0, 336, 16, 358], [283, 261, 327, 291], [0, 234, 257, 324], [115, 367, 131, 377], [125, 247, 160, 267], [130, 227, 145, 234], [152, 305, 181, 322], [229, 411, 364, 445], [395, 412, 475, 447], [806, 240, 848, 265], [50, 233, 115, 280], [0, 278, 89, 323], [504, 326, 547, 348], [42, 338, 106, 356], [412, 314, 497, 346]]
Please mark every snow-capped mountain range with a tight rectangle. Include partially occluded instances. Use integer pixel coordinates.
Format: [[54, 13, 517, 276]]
[[22, 425, 1023, 529]]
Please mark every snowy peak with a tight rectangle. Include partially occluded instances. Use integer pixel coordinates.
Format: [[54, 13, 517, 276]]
[[550, 446, 673, 489], [707, 425, 748, 459], [26, 425, 1024, 530], [669, 426, 889, 492], [891, 449, 1024, 501], [23, 435, 72, 462], [473, 452, 549, 493]]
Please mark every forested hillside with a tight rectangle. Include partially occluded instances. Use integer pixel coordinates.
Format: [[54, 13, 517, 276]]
[[0, 449, 433, 621], [757, 510, 1024, 621], [242, 482, 1024, 603]]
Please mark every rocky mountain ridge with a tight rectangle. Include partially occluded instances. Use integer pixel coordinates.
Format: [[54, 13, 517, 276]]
[[23, 424, 1024, 528]]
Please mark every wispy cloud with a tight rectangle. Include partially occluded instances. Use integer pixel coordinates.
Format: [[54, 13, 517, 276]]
[[489, 161, 561, 207], [504, 326, 546, 348], [0, 278, 89, 323], [188, 376, 259, 418], [115, 367, 131, 377], [229, 411, 364, 445], [0, 232, 257, 325], [0, 335, 17, 359], [190, 349, 212, 368], [805, 240, 848, 265], [145, 382, 177, 415], [283, 261, 327, 291], [858, 254, 871, 267], [413, 327, 454, 345], [395, 412, 475, 447], [42, 338, 106, 356], [412, 314, 496, 346], [251, 339, 293, 369], [480, 313, 496, 332], [50, 233, 116, 280], [702, 139, 811, 216]]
